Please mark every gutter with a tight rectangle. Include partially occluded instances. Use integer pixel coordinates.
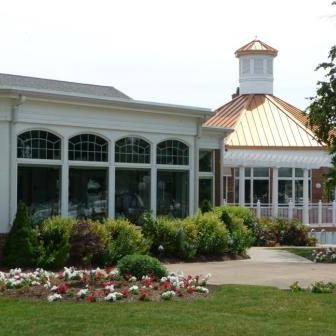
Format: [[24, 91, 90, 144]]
[[0, 87, 213, 118]]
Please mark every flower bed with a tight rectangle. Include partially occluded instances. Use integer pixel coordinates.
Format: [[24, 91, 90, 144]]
[[312, 248, 336, 263], [0, 267, 211, 303]]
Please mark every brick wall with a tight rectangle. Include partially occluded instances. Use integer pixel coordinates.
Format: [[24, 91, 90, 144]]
[[311, 167, 330, 202]]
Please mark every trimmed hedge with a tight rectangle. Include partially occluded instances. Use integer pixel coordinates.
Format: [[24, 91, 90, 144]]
[[117, 254, 167, 279]]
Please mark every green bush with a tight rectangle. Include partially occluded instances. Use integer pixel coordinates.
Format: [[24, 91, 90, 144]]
[[117, 254, 168, 279], [227, 217, 254, 254], [200, 199, 213, 214], [38, 216, 76, 269], [102, 219, 149, 265], [215, 206, 257, 229], [2, 202, 40, 268], [69, 220, 108, 266], [142, 212, 198, 259], [194, 212, 229, 255]]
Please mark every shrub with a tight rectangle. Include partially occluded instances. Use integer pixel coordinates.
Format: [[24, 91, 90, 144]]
[[142, 213, 198, 259], [38, 216, 76, 269], [102, 219, 149, 265], [271, 218, 315, 246], [194, 212, 229, 255], [117, 254, 167, 279], [69, 220, 108, 266], [215, 206, 257, 230], [200, 200, 213, 214], [2, 202, 40, 268], [227, 217, 255, 254]]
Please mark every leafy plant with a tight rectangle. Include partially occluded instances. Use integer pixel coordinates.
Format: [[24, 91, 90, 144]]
[[38, 216, 76, 269], [69, 220, 107, 266], [200, 200, 213, 214], [194, 212, 229, 255], [2, 202, 40, 268], [142, 213, 197, 260], [102, 219, 149, 265], [117, 254, 168, 279]]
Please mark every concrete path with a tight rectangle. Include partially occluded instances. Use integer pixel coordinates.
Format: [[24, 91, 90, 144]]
[[166, 247, 336, 289]]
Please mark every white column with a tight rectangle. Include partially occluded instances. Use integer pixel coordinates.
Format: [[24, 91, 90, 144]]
[[239, 166, 245, 206], [61, 138, 69, 216], [332, 200, 336, 226], [9, 123, 17, 226], [194, 137, 199, 211], [303, 168, 309, 225], [219, 137, 225, 206], [256, 200, 261, 219], [189, 141, 195, 216], [272, 167, 278, 218], [150, 143, 157, 217], [318, 200, 322, 225], [108, 141, 115, 218]]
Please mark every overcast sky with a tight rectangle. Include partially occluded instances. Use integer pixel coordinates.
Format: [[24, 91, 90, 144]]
[[0, 0, 335, 110]]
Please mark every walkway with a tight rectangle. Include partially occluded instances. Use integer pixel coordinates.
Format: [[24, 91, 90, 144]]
[[166, 247, 336, 289]]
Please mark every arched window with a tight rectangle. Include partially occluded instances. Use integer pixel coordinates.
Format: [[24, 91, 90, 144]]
[[115, 137, 151, 163], [157, 140, 189, 165], [69, 134, 108, 162], [17, 130, 61, 160]]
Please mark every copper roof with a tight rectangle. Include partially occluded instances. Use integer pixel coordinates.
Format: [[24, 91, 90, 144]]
[[235, 39, 278, 57], [204, 94, 324, 148]]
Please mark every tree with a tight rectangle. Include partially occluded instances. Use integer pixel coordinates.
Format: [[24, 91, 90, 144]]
[[306, 2, 336, 191], [2, 202, 40, 268]]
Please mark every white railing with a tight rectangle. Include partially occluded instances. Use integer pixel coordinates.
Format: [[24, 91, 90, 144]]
[[223, 199, 336, 226]]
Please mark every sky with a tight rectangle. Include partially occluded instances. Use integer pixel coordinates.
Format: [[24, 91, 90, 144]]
[[0, 0, 335, 110]]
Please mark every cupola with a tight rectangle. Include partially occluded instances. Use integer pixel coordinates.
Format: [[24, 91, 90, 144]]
[[235, 38, 278, 95]]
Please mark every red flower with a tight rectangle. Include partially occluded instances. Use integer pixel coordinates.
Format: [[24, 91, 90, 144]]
[[57, 283, 69, 294], [187, 287, 195, 294], [87, 295, 95, 302], [121, 289, 129, 298]]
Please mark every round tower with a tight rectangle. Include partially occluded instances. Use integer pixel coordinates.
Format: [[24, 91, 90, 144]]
[[235, 39, 278, 95]]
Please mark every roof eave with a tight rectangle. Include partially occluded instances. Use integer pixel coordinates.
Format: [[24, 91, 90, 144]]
[[0, 87, 213, 118]]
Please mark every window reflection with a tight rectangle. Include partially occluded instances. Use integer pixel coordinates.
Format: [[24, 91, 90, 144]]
[[69, 168, 107, 220], [115, 169, 150, 223], [157, 171, 189, 218]]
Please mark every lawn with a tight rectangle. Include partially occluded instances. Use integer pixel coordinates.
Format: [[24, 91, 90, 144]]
[[281, 248, 315, 261], [1, 285, 336, 336]]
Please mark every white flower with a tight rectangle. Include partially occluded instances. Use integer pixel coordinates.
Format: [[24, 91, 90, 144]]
[[104, 292, 123, 302], [160, 277, 168, 283], [77, 289, 89, 298], [129, 276, 137, 282], [105, 285, 115, 292], [31, 281, 40, 286], [161, 290, 176, 300], [50, 285, 58, 292], [47, 293, 62, 302], [129, 285, 139, 294], [196, 286, 209, 294]]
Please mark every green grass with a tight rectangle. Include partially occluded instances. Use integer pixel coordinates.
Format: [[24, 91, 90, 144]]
[[280, 248, 315, 261], [1, 285, 336, 336]]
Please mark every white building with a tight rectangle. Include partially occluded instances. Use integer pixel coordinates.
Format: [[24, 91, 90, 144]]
[[0, 73, 231, 234]]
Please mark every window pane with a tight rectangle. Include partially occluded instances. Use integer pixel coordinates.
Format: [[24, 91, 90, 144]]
[[69, 134, 108, 162], [157, 140, 189, 165], [278, 180, 292, 204], [199, 178, 213, 207], [115, 169, 151, 224], [245, 180, 251, 204], [157, 170, 189, 218], [295, 180, 304, 205], [253, 167, 269, 177], [115, 137, 151, 164], [245, 168, 251, 177], [234, 179, 239, 203], [295, 168, 304, 178], [279, 168, 292, 178], [17, 130, 61, 160], [199, 150, 213, 172], [69, 168, 107, 220], [253, 180, 269, 204], [18, 166, 60, 221]]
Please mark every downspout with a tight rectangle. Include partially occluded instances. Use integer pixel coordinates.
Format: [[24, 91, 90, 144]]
[[9, 94, 26, 228], [194, 117, 203, 213]]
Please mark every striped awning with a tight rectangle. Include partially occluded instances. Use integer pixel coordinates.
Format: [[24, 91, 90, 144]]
[[223, 149, 332, 169]]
